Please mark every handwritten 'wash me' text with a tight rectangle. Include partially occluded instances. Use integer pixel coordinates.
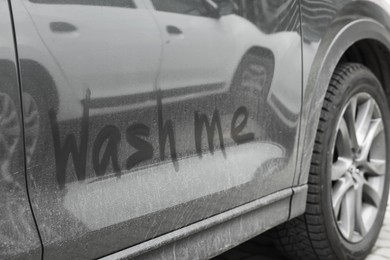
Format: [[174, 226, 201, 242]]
[[49, 90, 255, 189]]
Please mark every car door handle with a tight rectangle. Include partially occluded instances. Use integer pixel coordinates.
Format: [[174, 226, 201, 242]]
[[166, 25, 183, 35]]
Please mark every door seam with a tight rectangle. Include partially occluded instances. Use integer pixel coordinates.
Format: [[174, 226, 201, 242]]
[[6, 1, 45, 259]]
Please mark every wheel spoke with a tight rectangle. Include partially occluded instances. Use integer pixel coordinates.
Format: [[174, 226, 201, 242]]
[[356, 99, 375, 146], [332, 174, 354, 217], [354, 179, 367, 237], [359, 118, 383, 160], [363, 180, 381, 208], [340, 187, 356, 240], [363, 159, 386, 176], [336, 118, 353, 157], [332, 157, 352, 181], [344, 97, 359, 150]]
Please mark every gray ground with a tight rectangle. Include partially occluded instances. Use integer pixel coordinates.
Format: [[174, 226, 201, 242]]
[[366, 199, 390, 260], [214, 199, 390, 260]]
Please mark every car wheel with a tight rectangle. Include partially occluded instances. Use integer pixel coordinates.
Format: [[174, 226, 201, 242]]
[[273, 63, 390, 260]]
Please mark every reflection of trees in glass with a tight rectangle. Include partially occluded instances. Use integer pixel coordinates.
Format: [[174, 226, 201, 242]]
[[234, 0, 338, 41], [151, 0, 208, 16], [29, 0, 136, 8], [235, 0, 300, 33]]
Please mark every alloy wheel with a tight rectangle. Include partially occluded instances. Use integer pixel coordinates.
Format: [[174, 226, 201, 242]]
[[331, 92, 386, 243]]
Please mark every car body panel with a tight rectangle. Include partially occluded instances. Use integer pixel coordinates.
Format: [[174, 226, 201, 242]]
[[102, 186, 304, 260], [0, 0, 41, 259], [296, 0, 390, 186], [7, 0, 390, 259], [9, 0, 302, 259]]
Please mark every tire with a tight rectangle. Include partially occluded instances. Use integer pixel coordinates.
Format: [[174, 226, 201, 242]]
[[273, 63, 390, 260]]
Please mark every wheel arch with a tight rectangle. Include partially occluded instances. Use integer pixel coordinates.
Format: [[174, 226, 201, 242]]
[[297, 2, 390, 186]]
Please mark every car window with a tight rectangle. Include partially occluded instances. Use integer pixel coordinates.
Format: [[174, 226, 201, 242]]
[[151, 0, 209, 16], [28, 0, 136, 8]]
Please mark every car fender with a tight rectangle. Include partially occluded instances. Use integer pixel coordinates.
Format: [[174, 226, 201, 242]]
[[297, 0, 390, 186]]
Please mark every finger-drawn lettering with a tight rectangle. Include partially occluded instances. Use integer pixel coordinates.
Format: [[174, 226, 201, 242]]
[[157, 90, 178, 171], [92, 125, 121, 177], [231, 106, 255, 144], [49, 89, 255, 188], [126, 123, 153, 170], [49, 89, 90, 189], [194, 109, 226, 158]]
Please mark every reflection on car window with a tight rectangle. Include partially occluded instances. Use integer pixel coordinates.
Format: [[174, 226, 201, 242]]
[[151, 0, 208, 16], [29, 0, 136, 8], [235, 0, 300, 33]]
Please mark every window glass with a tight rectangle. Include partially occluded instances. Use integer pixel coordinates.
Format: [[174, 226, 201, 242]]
[[151, 0, 208, 16], [29, 0, 136, 8]]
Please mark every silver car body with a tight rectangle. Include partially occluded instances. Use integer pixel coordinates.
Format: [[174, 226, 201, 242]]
[[1, 0, 390, 259]]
